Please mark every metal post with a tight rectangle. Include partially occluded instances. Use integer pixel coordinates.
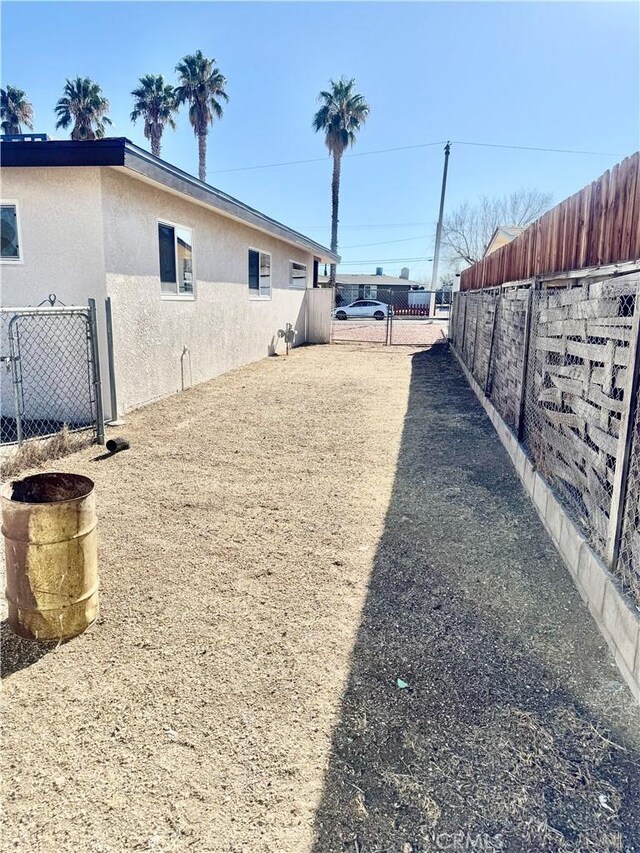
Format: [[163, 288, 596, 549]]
[[104, 297, 119, 423], [87, 298, 105, 445], [430, 141, 451, 315], [606, 283, 640, 566], [516, 286, 535, 442], [386, 305, 393, 345], [8, 316, 23, 446]]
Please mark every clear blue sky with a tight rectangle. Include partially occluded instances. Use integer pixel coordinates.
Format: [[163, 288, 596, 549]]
[[2, 1, 638, 279]]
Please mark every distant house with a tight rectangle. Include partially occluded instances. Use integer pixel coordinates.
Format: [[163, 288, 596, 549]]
[[319, 267, 430, 311], [484, 226, 526, 257], [1, 136, 338, 421]]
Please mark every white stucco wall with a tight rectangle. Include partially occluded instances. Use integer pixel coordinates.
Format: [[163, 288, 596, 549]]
[[100, 169, 315, 413], [1, 164, 329, 425], [0, 168, 107, 307], [1, 169, 108, 424]]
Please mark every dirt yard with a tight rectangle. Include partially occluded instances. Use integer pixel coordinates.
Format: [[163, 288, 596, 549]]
[[1, 342, 639, 853]]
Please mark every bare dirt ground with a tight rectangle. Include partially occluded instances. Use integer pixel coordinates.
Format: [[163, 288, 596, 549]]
[[1, 342, 639, 853]]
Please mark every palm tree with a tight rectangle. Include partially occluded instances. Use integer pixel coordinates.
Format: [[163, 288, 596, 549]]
[[174, 50, 228, 182], [54, 77, 112, 140], [1, 86, 34, 134], [130, 74, 178, 158], [312, 78, 370, 285]]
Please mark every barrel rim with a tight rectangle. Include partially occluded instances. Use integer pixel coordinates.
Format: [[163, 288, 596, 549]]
[[1, 472, 95, 506]]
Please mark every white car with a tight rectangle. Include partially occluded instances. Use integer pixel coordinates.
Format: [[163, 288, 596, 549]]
[[333, 299, 389, 321]]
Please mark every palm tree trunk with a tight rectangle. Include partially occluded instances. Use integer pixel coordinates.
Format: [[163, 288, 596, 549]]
[[151, 132, 161, 159], [329, 152, 341, 286], [198, 130, 207, 182]]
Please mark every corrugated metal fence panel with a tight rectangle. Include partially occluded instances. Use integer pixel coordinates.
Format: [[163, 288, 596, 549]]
[[460, 152, 640, 291]]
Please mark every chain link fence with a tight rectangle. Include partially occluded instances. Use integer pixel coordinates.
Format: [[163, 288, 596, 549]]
[[451, 274, 640, 607], [332, 286, 445, 347], [616, 394, 640, 605], [1, 302, 103, 447]]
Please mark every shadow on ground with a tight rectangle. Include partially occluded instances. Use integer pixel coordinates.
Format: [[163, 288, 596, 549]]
[[312, 342, 640, 853], [1, 619, 53, 678]]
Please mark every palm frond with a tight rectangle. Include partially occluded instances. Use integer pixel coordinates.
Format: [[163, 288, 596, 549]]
[[312, 76, 370, 157]]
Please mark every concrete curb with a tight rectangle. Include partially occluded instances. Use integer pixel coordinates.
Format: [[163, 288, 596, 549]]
[[451, 344, 640, 703]]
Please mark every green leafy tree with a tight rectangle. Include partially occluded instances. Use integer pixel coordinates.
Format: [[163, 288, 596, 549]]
[[312, 78, 370, 285], [55, 77, 112, 140], [130, 74, 178, 158], [174, 50, 228, 182], [1, 86, 34, 134]]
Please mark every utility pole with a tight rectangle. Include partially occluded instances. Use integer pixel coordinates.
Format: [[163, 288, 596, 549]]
[[429, 141, 451, 317]]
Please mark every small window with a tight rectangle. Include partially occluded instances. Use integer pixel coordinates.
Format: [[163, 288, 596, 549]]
[[158, 222, 194, 297], [1, 204, 20, 262], [290, 261, 307, 289], [248, 249, 271, 299]]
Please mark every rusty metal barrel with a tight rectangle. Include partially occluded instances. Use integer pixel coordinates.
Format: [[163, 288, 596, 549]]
[[2, 473, 98, 641]]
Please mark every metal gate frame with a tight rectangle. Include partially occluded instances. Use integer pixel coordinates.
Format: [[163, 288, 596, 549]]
[[3, 299, 104, 446]]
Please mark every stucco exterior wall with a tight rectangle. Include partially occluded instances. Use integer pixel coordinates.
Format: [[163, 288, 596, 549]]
[[1, 168, 108, 425], [100, 169, 314, 413], [0, 167, 107, 307]]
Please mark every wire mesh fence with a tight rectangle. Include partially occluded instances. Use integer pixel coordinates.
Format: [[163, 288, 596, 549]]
[[488, 289, 530, 431], [1, 304, 102, 446], [616, 395, 640, 605], [521, 284, 637, 560], [452, 274, 640, 607]]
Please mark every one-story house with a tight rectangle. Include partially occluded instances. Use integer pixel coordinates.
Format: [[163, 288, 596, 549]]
[[319, 268, 432, 313], [0, 137, 338, 422]]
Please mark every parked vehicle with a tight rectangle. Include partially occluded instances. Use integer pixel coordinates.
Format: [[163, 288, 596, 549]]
[[333, 299, 389, 321]]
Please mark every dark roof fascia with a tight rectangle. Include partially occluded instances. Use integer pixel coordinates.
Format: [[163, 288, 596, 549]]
[[0, 136, 126, 168], [0, 137, 339, 262]]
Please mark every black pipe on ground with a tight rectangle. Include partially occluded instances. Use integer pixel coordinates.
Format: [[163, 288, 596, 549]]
[[106, 437, 130, 454]]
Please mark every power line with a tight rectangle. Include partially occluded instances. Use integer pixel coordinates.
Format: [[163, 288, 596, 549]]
[[338, 255, 434, 265], [453, 140, 619, 157], [340, 234, 432, 249], [211, 141, 445, 173], [301, 222, 433, 230], [211, 138, 620, 175]]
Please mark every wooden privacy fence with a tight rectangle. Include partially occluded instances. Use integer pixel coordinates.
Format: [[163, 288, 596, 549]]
[[460, 152, 640, 291], [450, 273, 640, 608]]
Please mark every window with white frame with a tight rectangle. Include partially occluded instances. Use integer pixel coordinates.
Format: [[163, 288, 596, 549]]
[[158, 222, 194, 296], [1, 203, 21, 262], [248, 248, 271, 298], [289, 261, 307, 289]]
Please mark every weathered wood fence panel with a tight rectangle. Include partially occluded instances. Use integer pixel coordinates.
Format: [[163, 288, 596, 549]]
[[460, 152, 640, 291]]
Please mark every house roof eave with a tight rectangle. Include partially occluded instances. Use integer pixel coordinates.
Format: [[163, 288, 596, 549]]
[[0, 136, 339, 264]]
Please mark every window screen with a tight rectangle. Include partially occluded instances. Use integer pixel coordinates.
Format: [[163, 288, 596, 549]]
[[176, 227, 193, 294], [259, 252, 271, 298], [1, 205, 19, 260], [158, 223, 177, 292], [248, 249, 260, 291], [290, 262, 307, 288]]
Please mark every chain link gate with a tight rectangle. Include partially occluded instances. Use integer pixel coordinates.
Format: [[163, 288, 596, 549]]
[[1, 299, 104, 446], [331, 286, 446, 346]]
